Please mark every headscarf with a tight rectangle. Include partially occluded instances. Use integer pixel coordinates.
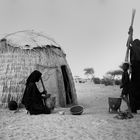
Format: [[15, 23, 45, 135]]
[[132, 39, 140, 47], [22, 70, 42, 106], [26, 70, 42, 85], [130, 39, 140, 63]]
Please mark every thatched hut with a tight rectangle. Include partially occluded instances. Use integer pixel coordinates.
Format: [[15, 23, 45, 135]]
[[0, 30, 77, 107]]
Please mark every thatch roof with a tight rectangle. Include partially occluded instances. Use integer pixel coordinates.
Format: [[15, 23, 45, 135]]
[[1, 30, 61, 50]]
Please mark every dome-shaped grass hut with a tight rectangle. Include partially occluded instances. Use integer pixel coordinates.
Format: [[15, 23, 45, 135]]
[[0, 30, 77, 107]]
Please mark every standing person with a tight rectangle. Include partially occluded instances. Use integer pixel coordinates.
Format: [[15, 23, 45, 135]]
[[130, 39, 140, 113], [22, 70, 51, 115], [120, 63, 130, 97], [120, 62, 131, 112]]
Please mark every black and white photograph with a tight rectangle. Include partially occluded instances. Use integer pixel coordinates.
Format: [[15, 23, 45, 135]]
[[0, 0, 140, 139]]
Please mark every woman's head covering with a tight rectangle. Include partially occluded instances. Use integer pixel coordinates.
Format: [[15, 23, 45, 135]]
[[22, 70, 42, 107], [132, 39, 140, 46], [26, 70, 42, 85]]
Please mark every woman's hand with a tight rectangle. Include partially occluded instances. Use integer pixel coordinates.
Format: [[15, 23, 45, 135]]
[[42, 90, 47, 95], [41, 94, 51, 99]]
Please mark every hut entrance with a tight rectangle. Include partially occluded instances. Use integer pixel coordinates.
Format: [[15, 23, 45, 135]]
[[61, 65, 72, 105]]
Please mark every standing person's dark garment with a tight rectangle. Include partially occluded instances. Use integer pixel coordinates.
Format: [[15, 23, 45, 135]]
[[130, 39, 140, 113], [120, 69, 130, 97], [22, 70, 51, 115]]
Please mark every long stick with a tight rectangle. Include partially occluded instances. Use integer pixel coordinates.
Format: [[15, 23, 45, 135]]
[[40, 77, 49, 107], [130, 9, 136, 27], [122, 96, 131, 113], [40, 77, 47, 94], [125, 9, 136, 62], [124, 9, 136, 113]]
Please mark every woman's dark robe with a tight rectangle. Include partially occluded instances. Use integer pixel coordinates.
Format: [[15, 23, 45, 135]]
[[22, 70, 50, 115], [130, 39, 140, 112]]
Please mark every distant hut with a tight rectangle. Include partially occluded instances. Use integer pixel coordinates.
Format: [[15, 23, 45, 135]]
[[0, 30, 77, 107]]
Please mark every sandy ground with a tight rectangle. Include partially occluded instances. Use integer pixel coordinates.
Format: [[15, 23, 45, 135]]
[[0, 82, 140, 140]]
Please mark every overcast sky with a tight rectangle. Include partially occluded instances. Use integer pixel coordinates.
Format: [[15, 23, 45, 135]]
[[0, 0, 140, 78]]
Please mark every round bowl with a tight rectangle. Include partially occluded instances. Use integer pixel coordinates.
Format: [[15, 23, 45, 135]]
[[70, 105, 84, 115], [8, 100, 18, 110]]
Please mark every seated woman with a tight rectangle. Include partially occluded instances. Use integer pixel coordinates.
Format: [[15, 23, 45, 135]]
[[21, 70, 51, 115]]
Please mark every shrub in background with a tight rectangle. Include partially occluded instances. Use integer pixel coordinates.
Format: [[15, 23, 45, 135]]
[[93, 77, 101, 84], [101, 77, 113, 86]]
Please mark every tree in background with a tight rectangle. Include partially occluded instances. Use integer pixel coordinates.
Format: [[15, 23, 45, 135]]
[[106, 69, 122, 80], [102, 69, 122, 86], [101, 76, 114, 86], [83, 67, 94, 80]]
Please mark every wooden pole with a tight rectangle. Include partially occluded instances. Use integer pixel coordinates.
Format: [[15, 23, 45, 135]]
[[123, 9, 136, 114], [40, 77, 48, 107], [125, 9, 136, 62], [40, 77, 46, 93]]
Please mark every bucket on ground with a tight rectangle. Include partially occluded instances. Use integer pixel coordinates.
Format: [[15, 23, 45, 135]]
[[108, 97, 122, 113]]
